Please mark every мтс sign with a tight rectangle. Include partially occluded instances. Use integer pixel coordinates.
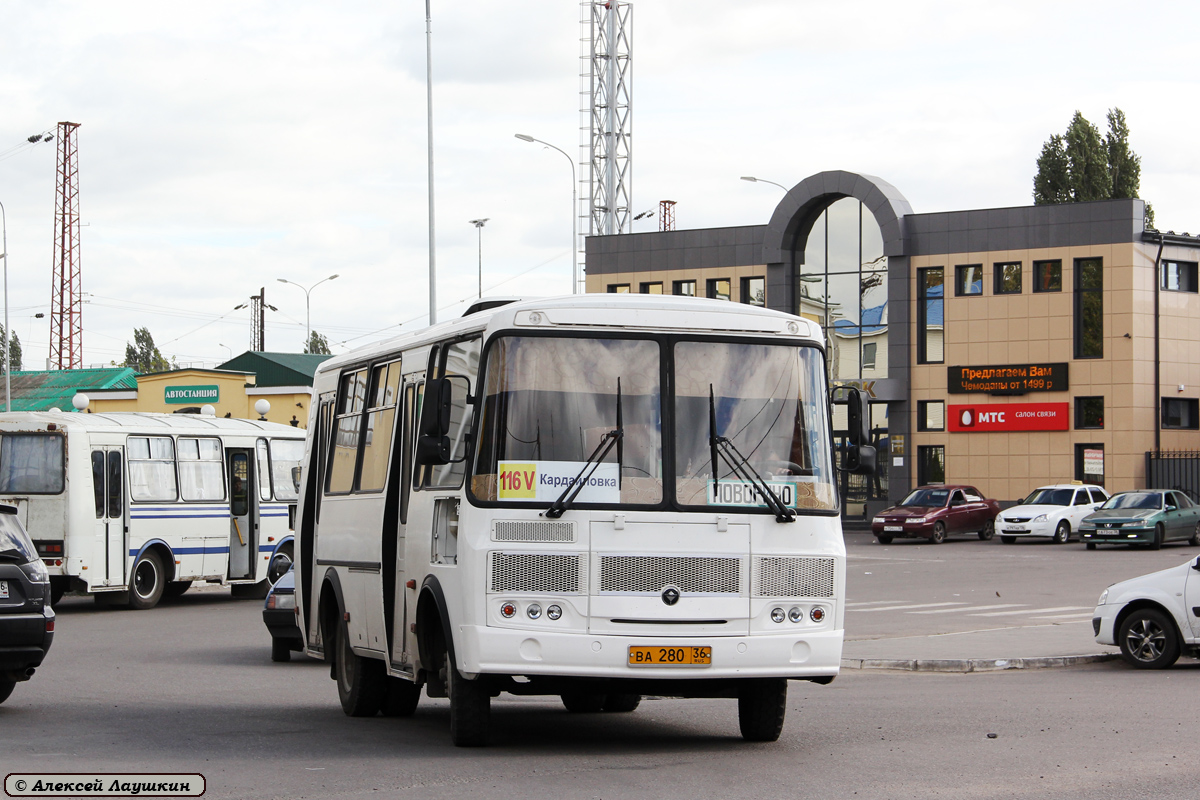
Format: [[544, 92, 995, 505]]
[[948, 402, 1069, 432], [164, 385, 220, 404]]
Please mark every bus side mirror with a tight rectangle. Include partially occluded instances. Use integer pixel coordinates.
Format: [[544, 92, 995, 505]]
[[290, 466, 302, 493], [415, 377, 453, 466], [843, 388, 876, 475]]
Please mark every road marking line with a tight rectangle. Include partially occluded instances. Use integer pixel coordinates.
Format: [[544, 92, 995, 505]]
[[845, 600, 911, 607], [863, 602, 966, 612], [1031, 612, 1094, 620], [970, 606, 1089, 617], [908, 604, 1027, 614]]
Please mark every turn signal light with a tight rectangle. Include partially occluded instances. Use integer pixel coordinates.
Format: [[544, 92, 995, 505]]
[[500, 602, 517, 618], [810, 607, 826, 623]]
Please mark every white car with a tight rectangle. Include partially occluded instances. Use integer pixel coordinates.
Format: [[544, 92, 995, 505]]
[[1093, 555, 1200, 668], [996, 484, 1109, 544]]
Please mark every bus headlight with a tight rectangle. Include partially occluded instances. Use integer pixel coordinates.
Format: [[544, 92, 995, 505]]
[[546, 604, 562, 620], [788, 606, 803, 623], [527, 603, 542, 619], [770, 607, 786, 623]]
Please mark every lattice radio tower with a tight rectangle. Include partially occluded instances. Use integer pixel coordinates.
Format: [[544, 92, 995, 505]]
[[49, 121, 83, 370], [580, 1, 633, 252]]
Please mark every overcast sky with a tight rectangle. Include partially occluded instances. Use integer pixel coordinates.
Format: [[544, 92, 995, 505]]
[[2, 0, 1198, 369]]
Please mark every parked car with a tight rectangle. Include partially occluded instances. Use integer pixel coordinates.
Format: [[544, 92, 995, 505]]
[[996, 483, 1109, 544], [0, 504, 55, 705], [262, 566, 303, 662], [1079, 490, 1200, 550], [1093, 554, 1200, 668], [871, 485, 1001, 544]]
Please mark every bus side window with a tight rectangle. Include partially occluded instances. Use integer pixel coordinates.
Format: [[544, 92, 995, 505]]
[[326, 369, 368, 494], [425, 337, 481, 489], [401, 381, 418, 523], [256, 439, 272, 501], [359, 360, 402, 493], [107, 451, 123, 520], [92, 451, 106, 518]]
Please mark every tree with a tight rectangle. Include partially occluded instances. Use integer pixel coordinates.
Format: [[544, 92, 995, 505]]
[[0, 325, 20, 372], [123, 327, 170, 373], [1034, 108, 1152, 223], [304, 330, 331, 355]]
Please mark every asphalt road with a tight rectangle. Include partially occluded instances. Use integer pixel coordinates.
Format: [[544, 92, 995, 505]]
[[3, 542, 1200, 800]]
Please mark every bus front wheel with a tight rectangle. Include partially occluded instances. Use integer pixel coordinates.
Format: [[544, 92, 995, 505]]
[[129, 550, 165, 610], [738, 679, 787, 742], [335, 619, 385, 717], [444, 644, 490, 746]]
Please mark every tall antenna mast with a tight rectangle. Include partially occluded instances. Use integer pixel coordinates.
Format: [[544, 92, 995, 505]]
[[49, 121, 82, 370], [581, 1, 633, 242]]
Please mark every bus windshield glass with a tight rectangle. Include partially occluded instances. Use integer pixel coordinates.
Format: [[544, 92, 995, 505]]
[[0, 434, 65, 495], [674, 341, 837, 512], [472, 336, 663, 506]]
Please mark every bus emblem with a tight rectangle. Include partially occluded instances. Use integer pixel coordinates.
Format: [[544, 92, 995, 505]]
[[661, 587, 680, 606]]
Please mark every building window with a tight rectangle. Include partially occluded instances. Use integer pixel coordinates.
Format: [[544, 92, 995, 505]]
[[1033, 259, 1062, 292], [862, 342, 877, 370], [741, 276, 765, 306], [955, 264, 983, 296], [1162, 261, 1198, 293], [1075, 396, 1104, 429], [1075, 444, 1104, 486], [917, 445, 945, 486], [607, 283, 630, 293], [917, 267, 944, 364], [994, 262, 1022, 295], [706, 278, 732, 301], [672, 280, 696, 297], [1074, 257, 1103, 359], [1162, 397, 1199, 429], [639, 282, 663, 294], [917, 400, 945, 432]]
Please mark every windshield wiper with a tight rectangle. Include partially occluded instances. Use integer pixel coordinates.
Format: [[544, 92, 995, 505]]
[[545, 379, 624, 518], [708, 385, 795, 523]]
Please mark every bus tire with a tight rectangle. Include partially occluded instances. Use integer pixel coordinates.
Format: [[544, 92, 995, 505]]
[[335, 619, 385, 717], [163, 580, 192, 599], [446, 645, 490, 746], [737, 678, 788, 742], [129, 550, 165, 610], [49, 577, 67, 606], [0, 678, 15, 705], [231, 580, 270, 600], [603, 693, 641, 713], [561, 693, 606, 713], [381, 677, 421, 717]]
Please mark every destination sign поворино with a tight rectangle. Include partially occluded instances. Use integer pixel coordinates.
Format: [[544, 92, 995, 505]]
[[947, 363, 1068, 394]]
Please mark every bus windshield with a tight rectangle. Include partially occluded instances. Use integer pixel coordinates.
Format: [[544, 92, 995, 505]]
[[0, 434, 65, 495], [470, 335, 836, 513], [472, 336, 663, 506]]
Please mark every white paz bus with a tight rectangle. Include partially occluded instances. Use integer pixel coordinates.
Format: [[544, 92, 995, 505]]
[[295, 295, 873, 745], [0, 410, 306, 608]]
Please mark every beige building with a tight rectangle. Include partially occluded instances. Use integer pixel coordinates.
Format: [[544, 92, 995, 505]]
[[586, 170, 1200, 506]]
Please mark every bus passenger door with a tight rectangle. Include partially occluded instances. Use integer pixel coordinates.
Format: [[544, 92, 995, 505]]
[[227, 449, 257, 580], [90, 447, 127, 587]]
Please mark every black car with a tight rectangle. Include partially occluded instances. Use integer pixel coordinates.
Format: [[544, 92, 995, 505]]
[[0, 504, 55, 705], [263, 566, 302, 662]]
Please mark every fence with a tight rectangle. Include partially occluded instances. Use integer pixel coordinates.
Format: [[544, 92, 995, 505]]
[[1145, 450, 1200, 503]]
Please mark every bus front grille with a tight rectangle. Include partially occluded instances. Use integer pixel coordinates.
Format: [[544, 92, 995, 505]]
[[753, 556, 835, 598], [488, 551, 584, 594], [492, 520, 576, 543], [597, 555, 741, 595]]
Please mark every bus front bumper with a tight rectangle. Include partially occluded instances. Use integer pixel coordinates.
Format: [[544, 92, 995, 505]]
[[459, 625, 843, 680]]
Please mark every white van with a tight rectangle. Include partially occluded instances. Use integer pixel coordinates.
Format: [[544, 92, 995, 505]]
[[1093, 555, 1200, 668]]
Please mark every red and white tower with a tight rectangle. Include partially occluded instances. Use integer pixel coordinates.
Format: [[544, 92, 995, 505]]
[[49, 121, 83, 370]]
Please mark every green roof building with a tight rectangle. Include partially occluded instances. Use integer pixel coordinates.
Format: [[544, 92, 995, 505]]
[[1, 368, 139, 412]]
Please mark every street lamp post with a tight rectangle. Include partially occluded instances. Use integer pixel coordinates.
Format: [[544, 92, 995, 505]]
[[276, 274, 339, 352], [515, 134, 578, 294], [740, 176, 790, 192], [1, 199, 9, 412], [468, 219, 488, 299]]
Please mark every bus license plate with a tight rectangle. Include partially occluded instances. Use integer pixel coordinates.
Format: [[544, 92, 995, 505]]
[[0, 580, 8, 599], [628, 645, 712, 667]]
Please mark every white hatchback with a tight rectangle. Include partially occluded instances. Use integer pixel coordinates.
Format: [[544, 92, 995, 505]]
[[996, 484, 1109, 544], [1093, 555, 1200, 668]]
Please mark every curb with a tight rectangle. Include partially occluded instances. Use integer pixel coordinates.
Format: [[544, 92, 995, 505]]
[[840, 653, 1118, 673]]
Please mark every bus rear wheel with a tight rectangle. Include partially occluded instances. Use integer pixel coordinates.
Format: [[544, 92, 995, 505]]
[[445, 645, 490, 747], [737, 678, 787, 742], [129, 550, 165, 610], [603, 693, 641, 713], [561, 693, 606, 713], [163, 580, 192, 599], [335, 619, 385, 717], [381, 677, 421, 717]]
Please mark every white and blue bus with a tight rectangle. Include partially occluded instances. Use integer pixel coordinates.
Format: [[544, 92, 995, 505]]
[[0, 410, 306, 608], [295, 295, 873, 745]]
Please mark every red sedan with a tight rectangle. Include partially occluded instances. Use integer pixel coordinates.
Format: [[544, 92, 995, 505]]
[[871, 485, 1001, 544]]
